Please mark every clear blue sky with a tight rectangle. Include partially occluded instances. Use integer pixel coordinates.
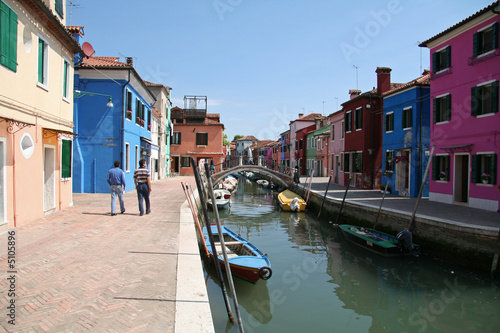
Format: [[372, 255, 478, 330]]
[[70, 0, 495, 142]]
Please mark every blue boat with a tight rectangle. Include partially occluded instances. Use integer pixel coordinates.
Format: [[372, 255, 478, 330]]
[[203, 225, 272, 283]]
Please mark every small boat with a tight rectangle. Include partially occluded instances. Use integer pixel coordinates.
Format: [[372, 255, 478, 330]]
[[339, 224, 420, 257], [214, 188, 231, 199], [256, 179, 268, 186], [207, 198, 230, 210], [203, 225, 272, 283], [277, 190, 307, 211]]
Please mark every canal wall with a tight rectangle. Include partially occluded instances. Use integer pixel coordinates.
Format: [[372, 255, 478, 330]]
[[290, 184, 500, 276]]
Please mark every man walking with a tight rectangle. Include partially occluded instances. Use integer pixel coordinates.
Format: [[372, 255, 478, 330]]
[[107, 160, 126, 216], [134, 159, 152, 216]]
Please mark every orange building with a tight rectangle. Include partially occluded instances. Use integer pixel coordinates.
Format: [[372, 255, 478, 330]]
[[169, 96, 224, 175]]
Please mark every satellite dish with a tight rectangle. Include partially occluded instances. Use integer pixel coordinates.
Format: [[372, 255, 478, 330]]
[[82, 42, 95, 57]]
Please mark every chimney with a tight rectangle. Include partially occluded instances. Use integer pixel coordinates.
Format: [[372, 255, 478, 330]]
[[349, 89, 361, 100], [298, 113, 304, 118], [376, 67, 392, 95], [126, 57, 134, 67], [315, 116, 321, 129]]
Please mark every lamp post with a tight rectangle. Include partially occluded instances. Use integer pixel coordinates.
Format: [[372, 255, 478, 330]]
[[74, 90, 114, 107]]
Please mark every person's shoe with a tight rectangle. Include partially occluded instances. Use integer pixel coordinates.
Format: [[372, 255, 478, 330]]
[[140, 213, 144, 216], [121, 209, 125, 214], [111, 213, 117, 216], [146, 211, 151, 215]]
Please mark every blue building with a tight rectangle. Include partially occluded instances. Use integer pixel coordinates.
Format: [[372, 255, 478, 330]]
[[73, 56, 156, 193], [381, 71, 431, 197]]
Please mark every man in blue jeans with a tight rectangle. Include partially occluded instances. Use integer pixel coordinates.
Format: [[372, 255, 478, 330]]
[[107, 160, 126, 216], [134, 159, 152, 216]]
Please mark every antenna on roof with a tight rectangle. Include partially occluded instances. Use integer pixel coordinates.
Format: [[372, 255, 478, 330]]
[[353, 65, 359, 90], [68, 0, 81, 25], [416, 41, 422, 74]]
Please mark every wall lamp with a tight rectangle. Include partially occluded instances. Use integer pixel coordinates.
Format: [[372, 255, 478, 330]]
[[74, 90, 114, 107]]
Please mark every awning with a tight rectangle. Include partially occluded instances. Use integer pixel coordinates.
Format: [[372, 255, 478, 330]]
[[140, 136, 159, 148], [440, 144, 473, 153]]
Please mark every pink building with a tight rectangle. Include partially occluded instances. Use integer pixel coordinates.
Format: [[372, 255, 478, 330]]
[[329, 110, 346, 185], [420, 3, 500, 212]]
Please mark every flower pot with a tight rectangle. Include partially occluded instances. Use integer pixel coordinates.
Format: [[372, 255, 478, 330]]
[[482, 179, 489, 184]]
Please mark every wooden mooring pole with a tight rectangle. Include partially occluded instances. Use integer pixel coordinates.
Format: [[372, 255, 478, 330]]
[[334, 177, 351, 225]]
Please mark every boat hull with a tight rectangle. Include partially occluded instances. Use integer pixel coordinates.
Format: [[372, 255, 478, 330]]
[[277, 190, 307, 211], [339, 224, 419, 257], [203, 225, 272, 283]]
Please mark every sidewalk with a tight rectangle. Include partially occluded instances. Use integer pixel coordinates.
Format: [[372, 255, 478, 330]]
[[298, 177, 500, 230], [0, 177, 214, 332]]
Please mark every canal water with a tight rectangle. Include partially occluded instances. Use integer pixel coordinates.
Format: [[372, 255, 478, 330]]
[[204, 178, 500, 333]]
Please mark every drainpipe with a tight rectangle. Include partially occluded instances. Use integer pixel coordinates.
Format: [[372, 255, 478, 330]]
[[121, 70, 131, 181], [12, 132, 17, 227], [418, 85, 423, 192], [370, 95, 374, 189]]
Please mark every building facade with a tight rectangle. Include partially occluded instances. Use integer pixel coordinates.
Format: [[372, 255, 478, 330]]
[[0, 0, 81, 229], [382, 71, 431, 197], [329, 110, 346, 185], [420, 3, 500, 211], [289, 113, 322, 170]]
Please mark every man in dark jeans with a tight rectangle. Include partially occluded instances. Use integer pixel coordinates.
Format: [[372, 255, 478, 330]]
[[134, 159, 152, 216]]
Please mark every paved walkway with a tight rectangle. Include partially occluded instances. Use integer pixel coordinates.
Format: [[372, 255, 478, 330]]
[[0, 177, 214, 332], [298, 177, 500, 230]]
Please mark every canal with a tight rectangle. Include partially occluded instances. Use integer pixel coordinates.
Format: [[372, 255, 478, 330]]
[[204, 178, 500, 332]]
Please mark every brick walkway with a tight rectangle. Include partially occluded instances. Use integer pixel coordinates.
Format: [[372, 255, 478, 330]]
[[0, 176, 211, 332]]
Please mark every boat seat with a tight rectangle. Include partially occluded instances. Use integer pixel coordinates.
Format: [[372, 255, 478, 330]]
[[216, 241, 242, 246], [215, 245, 239, 258]]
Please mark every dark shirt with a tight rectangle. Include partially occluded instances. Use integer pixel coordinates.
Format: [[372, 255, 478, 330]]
[[107, 167, 126, 187], [134, 167, 150, 184]]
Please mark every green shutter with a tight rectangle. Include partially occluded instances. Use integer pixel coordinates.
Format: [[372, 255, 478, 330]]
[[493, 22, 498, 50], [61, 140, 72, 178], [471, 155, 478, 183], [446, 95, 452, 121], [492, 81, 499, 114], [491, 154, 497, 185], [473, 32, 479, 57], [7, 3, 17, 71], [433, 98, 438, 123], [55, 0, 63, 17], [38, 39, 44, 83], [0, 2, 17, 72], [445, 46, 451, 68], [432, 156, 438, 180], [471, 86, 479, 116], [63, 61, 68, 97]]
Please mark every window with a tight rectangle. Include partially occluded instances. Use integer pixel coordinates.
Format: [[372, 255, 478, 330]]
[[353, 152, 363, 173], [431, 155, 450, 181], [61, 139, 71, 179], [55, 0, 63, 18], [341, 121, 344, 139], [0, 1, 17, 72], [402, 107, 412, 129], [172, 132, 181, 145], [38, 36, 49, 86], [136, 99, 144, 126], [331, 125, 335, 141], [340, 152, 344, 171], [62, 59, 69, 99], [196, 132, 208, 146], [472, 81, 499, 116], [147, 109, 151, 131], [433, 94, 451, 123], [432, 46, 451, 73], [181, 156, 191, 168], [125, 90, 133, 120], [385, 150, 394, 172], [20, 132, 34, 159], [299, 139, 303, 150], [135, 145, 139, 168], [471, 153, 497, 184], [473, 22, 498, 57], [125, 143, 130, 172], [343, 152, 350, 173], [345, 111, 352, 133], [355, 108, 363, 130], [385, 112, 394, 132]]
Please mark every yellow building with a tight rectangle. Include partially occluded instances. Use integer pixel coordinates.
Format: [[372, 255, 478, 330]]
[[0, 0, 82, 230]]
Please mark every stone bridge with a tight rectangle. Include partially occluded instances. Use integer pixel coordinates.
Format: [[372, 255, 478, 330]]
[[212, 156, 293, 188]]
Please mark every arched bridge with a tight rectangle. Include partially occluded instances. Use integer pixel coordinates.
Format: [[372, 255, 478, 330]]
[[212, 157, 293, 188]]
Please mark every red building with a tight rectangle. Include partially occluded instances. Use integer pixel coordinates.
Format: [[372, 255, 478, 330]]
[[342, 67, 402, 189], [296, 124, 316, 175], [169, 97, 224, 175]]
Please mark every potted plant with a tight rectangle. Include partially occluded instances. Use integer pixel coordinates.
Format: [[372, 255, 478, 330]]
[[439, 171, 447, 181], [380, 184, 391, 194], [481, 173, 490, 184]]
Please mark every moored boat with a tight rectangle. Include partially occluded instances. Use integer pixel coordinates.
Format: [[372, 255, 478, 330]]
[[214, 188, 231, 199], [339, 224, 420, 257], [207, 198, 230, 210], [277, 190, 307, 211], [203, 225, 272, 283]]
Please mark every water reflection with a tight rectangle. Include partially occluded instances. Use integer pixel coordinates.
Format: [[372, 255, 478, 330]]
[[205, 179, 500, 333]]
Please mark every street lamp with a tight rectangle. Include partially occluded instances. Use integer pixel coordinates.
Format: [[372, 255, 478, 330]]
[[74, 90, 114, 107]]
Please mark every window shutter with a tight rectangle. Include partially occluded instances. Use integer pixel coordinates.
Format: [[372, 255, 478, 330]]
[[432, 52, 438, 72], [473, 32, 479, 57], [446, 95, 452, 121], [402, 110, 406, 129], [0, 2, 9, 67], [61, 140, 72, 178], [471, 86, 479, 116], [493, 22, 498, 50], [432, 156, 438, 180], [471, 155, 478, 183], [433, 98, 438, 123], [491, 154, 497, 185], [8, 5, 17, 72], [445, 156, 450, 181], [445, 46, 451, 68], [492, 81, 499, 114], [38, 39, 44, 83], [55, 0, 63, 17]]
